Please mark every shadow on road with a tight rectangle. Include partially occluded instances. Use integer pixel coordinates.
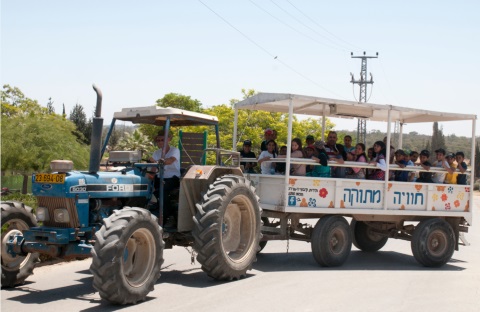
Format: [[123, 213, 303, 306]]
[[255, 250, 466, 272], [2, 248, 467, 311]]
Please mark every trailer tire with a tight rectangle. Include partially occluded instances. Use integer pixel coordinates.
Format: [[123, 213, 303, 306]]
[[258, 217, 269, 253], [351, 220, 388, 252], [411, 218, 455, 267], [1, 201, 39, 288], [311, 215, 352, 267], [193, 175, 261, 280], [90, 207, 164, 304]]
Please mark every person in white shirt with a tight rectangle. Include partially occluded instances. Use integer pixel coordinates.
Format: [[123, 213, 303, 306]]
[[148, 130, 181, 228], [431, 148, 450, 183], [258, 140, 276, 174]]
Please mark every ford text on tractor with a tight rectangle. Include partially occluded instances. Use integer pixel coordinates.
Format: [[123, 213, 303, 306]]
[[2, 85, 262, 304]]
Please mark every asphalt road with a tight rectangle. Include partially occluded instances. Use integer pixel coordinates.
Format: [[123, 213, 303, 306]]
[[2, 194, 480, 312]]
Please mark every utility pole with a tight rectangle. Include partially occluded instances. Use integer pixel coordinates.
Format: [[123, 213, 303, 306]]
[[350, 51, 378, 145]]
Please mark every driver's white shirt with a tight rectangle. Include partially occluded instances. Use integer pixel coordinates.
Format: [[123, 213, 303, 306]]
[[152, 145, 180, 178]]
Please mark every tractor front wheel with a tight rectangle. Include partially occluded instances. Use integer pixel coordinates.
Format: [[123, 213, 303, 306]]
[[90, 207, 164, 304]]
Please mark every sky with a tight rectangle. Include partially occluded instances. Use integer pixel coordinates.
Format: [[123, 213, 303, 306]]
[[2, 0, 479, 138]]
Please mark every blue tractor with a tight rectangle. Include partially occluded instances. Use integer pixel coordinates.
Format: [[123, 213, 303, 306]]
[[1, 85, 261, 304]]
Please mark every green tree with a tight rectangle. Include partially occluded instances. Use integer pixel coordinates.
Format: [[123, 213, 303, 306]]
[[1, 85, 90, 193], [47, 97, 55, 114], [156, 93, 202, 112], [1, 84, 48, 117], [431, 122, 446, 152], [2, 113, 89, 193], [69, 103, 89, 144]]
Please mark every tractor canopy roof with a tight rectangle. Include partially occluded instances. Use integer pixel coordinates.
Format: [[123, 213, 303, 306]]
[[113, 106, 218, 127]]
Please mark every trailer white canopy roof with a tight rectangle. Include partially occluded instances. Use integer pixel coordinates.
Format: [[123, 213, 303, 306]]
[[113, 106, 218, 126], [234, 93, 476, 123]]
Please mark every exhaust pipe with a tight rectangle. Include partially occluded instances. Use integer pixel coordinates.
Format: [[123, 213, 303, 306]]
[[89, 84, 103, 174]]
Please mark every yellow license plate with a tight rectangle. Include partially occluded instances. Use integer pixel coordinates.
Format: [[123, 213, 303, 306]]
[[35, 173, 66, 184]]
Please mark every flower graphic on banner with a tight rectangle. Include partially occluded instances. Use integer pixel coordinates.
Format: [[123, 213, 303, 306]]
[[441, 193, 448, 202], [445, 203, 451, 210], [457, 192, 465, 200], [432, 194, 439, 201], [447, 186, 454, 194], [465, 187, 470, 193], [454, 200, 460, 208], [319, 188, 328, 198]]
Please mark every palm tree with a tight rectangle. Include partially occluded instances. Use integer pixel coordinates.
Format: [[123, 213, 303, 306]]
[[115, 129, 153, 155]]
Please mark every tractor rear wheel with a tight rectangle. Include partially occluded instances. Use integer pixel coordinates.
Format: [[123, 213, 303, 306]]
[[90, 207, 164, 304], [193, 175, 261, 280], [1, 201, 39, 287]]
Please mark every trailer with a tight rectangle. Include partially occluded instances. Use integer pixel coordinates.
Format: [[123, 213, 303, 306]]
[[233, 93, 476, 267]]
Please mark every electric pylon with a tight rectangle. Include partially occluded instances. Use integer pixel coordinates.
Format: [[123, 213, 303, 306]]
[[350, 51, 378, 145]]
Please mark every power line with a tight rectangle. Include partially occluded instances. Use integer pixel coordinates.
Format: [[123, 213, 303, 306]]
[[285, 0, 363, 53], [249, 0, 346, 52], [270, 0, 352, 52], [197, 0, 346, 99], [198, 0, 275, 59]]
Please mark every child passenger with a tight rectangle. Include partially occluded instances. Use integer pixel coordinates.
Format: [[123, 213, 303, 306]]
[[258, 140, 277, 174], [368, 141, 387, 180], [307, 141, 330, 177], [290, 138, 306, 176], [455, 151, 468, 185], [346, 143, 367, 179], [415, 150, 434, 183], [393, 149, 409, 182]]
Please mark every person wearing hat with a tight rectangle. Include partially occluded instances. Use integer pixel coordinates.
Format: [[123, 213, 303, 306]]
[[443, 152, 458, 184], [305, 135, 315, 149], [432, 148, 450, 183], [415, 149, 433, 183], [261, 128, 274, 151], [240, 140, 256, 174], [455, 151, 468, 185], [393, 149, 409, 182]]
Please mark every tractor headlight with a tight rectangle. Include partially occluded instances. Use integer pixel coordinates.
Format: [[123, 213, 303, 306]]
[[53, 208, 70, 223], [36, 207, 50, 221]]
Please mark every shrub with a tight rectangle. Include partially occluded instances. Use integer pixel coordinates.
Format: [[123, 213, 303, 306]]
[[1, 193, 38, 210]]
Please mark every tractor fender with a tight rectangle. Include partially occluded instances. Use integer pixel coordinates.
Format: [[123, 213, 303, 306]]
[[177, 166, 244, 232]]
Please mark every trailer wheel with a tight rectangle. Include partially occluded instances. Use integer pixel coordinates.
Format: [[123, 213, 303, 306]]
[[193, 175, 261, 280], [90, 207, 164, 304], [311, 215, 352, 267], [351, 220, 388, 252], [1, 201, 39, 287], [258, 217, 270, 253], [411, 218, 455, 267]]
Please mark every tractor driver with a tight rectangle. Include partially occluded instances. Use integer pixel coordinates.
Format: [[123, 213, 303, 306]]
[[148, 130, 181, 228]]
